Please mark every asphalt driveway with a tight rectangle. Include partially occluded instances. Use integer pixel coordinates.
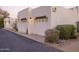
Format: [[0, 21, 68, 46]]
[[0, 29, 62, 52]]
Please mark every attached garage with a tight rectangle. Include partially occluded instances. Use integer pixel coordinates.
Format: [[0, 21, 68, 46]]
[[17, 8, 30, 34], [31, 6, 51, 36], [17, 18, 28, 33], [30, 16, 49, 36]]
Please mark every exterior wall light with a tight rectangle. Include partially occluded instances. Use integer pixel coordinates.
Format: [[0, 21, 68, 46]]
[[52, 7, 56, 12]]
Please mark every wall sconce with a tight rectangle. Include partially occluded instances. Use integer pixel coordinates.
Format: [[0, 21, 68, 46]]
[[30, 17, 32, 19], [52, 7, 56, 12]]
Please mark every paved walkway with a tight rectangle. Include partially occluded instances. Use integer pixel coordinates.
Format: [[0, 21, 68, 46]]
[[0, 29, 62, 52]]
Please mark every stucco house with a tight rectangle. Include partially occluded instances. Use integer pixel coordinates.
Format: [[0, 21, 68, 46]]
[[17, 6, 79, 36]]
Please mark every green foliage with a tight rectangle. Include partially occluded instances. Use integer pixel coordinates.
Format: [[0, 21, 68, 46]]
[[0, 17, 4, 28], [56, 25, 76, 39], [45, 29, 59, 43]]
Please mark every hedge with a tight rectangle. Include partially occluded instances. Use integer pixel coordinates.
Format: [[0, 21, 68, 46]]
[[0, 17, 4, 28], [56, 24, 76, 39]]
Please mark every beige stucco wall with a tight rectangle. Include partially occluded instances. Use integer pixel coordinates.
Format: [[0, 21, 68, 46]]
[[4, 17, 15, 29], [17, 20, 28, 33], [18, 8, 30, 19], [31, 6, 51, 36], [17, 8, 30, 33], [51, 6, 78, 29]]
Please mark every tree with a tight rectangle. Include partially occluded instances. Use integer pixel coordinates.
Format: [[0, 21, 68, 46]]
[[2, 11, 9, 18], [0, 8, 9, 18], [0, 8, 9, 28]]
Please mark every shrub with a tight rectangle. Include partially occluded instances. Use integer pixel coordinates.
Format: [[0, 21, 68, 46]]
[[0, 17, 4, 28], [45, 29, 59, 43], [56, 24, 76, 39]]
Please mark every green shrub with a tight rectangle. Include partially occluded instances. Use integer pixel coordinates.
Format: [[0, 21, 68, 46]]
[[45, 29, 59, 43], [56, 24, 76, 39], [0, 17, 4, 28]]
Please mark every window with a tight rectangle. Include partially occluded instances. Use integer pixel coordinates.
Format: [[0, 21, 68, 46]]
[[21, 18, 27, 22], [35, 16, 48, 23]]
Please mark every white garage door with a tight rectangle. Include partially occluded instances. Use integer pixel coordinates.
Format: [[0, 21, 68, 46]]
[[17, 21, 28, 33]]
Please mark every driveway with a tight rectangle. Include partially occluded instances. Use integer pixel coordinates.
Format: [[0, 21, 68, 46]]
[[0, 29, 62, 52]]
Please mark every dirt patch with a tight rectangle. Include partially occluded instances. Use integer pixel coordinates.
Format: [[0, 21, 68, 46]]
[[45, 37, 79, 52]]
